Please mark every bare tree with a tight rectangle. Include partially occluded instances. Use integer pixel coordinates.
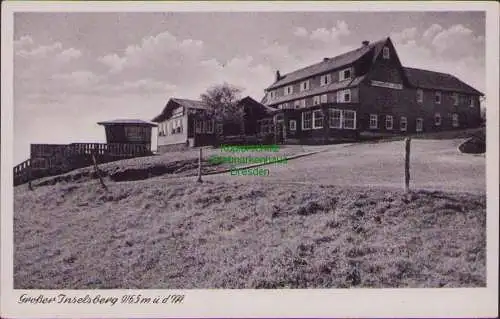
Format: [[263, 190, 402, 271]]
[[200, 83, 244, 143]]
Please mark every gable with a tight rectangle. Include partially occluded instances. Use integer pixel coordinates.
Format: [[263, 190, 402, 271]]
[[362, 38, 410, 87]]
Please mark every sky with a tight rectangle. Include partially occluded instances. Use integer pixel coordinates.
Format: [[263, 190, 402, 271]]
[[13, 11, 485, 163]]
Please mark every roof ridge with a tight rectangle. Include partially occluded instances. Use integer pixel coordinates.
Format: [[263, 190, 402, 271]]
[[172, 97, 203, 103], [403, 66, 453, 76], [281, 37, 388, 77], [267, 37, 389, 90]]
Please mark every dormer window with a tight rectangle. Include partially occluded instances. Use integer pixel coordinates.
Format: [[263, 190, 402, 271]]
[[339, 68, 352, 81], [469, 96, 475, 107], [269, 90, 276, 100], [284, 85, 294, 96], [416, 89, 423, 103], [452, 93, 459, 106], [313, 96, 321, 105], [435, 91, 442, 104], [320, 74, 332, 86], [383, 46, 390, 59], [300, 80, 310, 92]]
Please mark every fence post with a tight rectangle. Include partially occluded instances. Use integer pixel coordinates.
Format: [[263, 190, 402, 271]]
[[197, 148, 203, 183], [28, 167, 34, 191], [92, 151, 108, 191], [404, 137, 411, 193]]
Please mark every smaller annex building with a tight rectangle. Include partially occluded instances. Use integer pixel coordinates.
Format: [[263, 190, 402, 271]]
[[151, 96, 278, 153]]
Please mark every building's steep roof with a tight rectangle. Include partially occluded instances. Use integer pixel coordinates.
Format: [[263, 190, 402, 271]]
[[170, 98, 209, 110], [97, 119, 157, 127], [239, 96, 280, 114], [403, 67, 484, 96], [153, 96, 279, 122], [152, 98, 209, 122], [266, 38, 387, 90]]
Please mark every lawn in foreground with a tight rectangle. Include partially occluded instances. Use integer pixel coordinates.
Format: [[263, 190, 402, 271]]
[[14, 178, 486, 289]]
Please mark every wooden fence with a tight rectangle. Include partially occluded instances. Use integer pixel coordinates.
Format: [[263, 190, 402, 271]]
[[14, 142, 152, 186]]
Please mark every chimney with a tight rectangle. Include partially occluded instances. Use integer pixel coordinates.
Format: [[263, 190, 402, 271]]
[[362, 40, 370, 46], [275, 70, 281, 82], [323, 57, 330, 62]]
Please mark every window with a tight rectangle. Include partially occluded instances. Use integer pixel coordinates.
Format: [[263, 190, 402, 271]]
[[320, 94, 328, 103], [336, 89, 351, 103], [313, 110, 324, 129], [293, 99, 306, 108], [320, 74, 332, 86], [343, 110, 356, 130], [284, 85, 294, 96], [259, 119, 273, 134], [434, 113, 442, 126], [369, 114, 378, 129], [329, 109, 342, 128], [452, 113, 459, 127], [435, 91, 441, 104], [385, 115, 393, 130], [469, 96, 475, 108], [416, 118, 423, 132], [339, 68, 352, 81], [300, 80, 310, 92], [289, 120, 297, 131], [400, 116, 407, 131], [282, 102, 290, 109], [302, 111, 312, 130], [383, 46, 390, 59], [313, 96, 321, 105], [452, 93, 459, 106], [269, 91, 276, 100], [216, 123, 223, 134], [195, 120, 202, 133], [172, 107, 183, 118], [206, 120, 214, 133], [417, 89, 423, 103]]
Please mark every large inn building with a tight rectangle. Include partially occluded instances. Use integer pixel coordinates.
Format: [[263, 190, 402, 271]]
[[260, 37, 484, 143], [152, 36, 484, 152]]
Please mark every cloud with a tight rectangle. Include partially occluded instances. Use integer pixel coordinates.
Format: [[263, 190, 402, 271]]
[[422, 24, 443, 42], [14, 36, 83, 82], [98, 30, 205, 76], [106, 79, 177, 95], [98, 53, 126, 73], [293, 27, 308, 37], [14, 35, 34, 51], [196, 56, 273, 98], [431, 24, 484, 59], [394, 27, 485, 93], [309, 20, 350, 43], [390, 27, 418, 44]]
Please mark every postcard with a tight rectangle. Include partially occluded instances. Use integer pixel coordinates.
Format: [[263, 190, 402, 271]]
[[1, 1, 498, 318]]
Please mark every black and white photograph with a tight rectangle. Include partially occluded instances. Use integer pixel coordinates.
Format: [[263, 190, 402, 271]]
[[1, 1, 498, 318]]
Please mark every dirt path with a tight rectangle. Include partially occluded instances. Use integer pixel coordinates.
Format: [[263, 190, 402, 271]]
[[160, 139, 485, 195]]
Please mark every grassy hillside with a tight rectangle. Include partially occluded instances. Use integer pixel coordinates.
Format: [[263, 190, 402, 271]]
[[30, 144, 326, 187], [14, 179, 486, 289]]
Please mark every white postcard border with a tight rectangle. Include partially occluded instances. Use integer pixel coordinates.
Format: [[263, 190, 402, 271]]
[[1, 1, 498, 318]]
